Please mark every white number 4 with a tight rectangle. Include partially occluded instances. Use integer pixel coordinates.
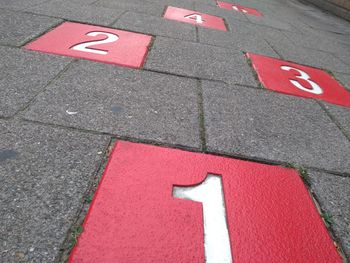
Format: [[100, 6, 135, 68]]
[[280, 66, 323, 95], [173, 174, 232, 263], [184, 13, 205, 24]]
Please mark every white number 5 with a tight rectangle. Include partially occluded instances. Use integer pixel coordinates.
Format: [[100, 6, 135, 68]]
[[71, 31, 119, 55], [280, 66, 323, 95]]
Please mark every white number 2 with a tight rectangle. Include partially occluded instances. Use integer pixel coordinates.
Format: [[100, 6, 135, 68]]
[[173, 174, 232, 263], [280, 66, 323, 95], [71, 31, 119, 55], [184, 14, 205, 24]]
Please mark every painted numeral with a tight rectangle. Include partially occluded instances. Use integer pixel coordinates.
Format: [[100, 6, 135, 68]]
[[71, 31, 119, 55], [281, 66, 323, 94], [232, 5, 248, 13], [184, 13, 205, 24], [173, 174, 232, 263]]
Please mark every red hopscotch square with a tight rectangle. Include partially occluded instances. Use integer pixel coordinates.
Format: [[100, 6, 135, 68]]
[[68, 141, 341, 263], [25, 22, 152, 69], [163, 6, 227, 31], [247, 53, 350, 108], [217, 1, 263, 16]]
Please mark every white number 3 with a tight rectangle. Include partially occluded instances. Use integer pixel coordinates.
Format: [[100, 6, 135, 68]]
[[71, 31, 119, 55], [280, 66, 323, 95]]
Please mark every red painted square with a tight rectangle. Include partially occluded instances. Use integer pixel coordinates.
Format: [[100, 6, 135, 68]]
[[69, 141, 341, 263], [25, 22, 152, 69], [163, 6, 227, 31], [247, 53, 350, 108], [217, 1, 263, 16]]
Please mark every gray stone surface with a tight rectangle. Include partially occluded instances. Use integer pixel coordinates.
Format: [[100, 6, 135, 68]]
[[269, 41, 350, 74], [309, 171, 350, 259], [23, 60, 201, 148], [113, 11, 196, 41], [0, 0, 48, 10], [198, 27, 279, 57], [245, 13, 299, 32], [94, 0, 167, 17], [0, 46, 72, 118], [0, 9, 62, 47], [26, 0, 124, 26], [334, 73, 350, 90], [202, 81, 350, 174], [321, 102, 350, 138], [0, 120, 109, 262], [145, 37, 258, 87]]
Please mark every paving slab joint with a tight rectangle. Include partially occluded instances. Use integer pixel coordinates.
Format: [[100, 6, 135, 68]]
[[57, 137, 115, 263], [196, 79, 207, 152]]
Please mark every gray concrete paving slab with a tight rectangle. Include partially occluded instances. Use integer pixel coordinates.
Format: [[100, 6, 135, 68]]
[[334, 72, 350, 90], [26, 0, 124, 26], [0, 0, 48, 11], [309, 171, 350, 259], [202, 81, 350, 174], [320, 102, 350, 138], [0, 46, 72, 118], [0, 9, 62, 47], [197, 27, 279, 57], [0, 120, 109, 263], [23, 60, 201, 148], [113, 11, 196, 41], [145, 36, 258, 87], [245, 13, 300, 32], [268, 40, 350, 74]]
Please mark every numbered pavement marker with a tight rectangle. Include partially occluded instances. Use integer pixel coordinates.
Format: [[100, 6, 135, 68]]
[[163, 6, 227, 31], [217, 1, 263, 16], [68, 141, 341, 263], [247, 53, 350, 107], [25, 22, 152, 68]]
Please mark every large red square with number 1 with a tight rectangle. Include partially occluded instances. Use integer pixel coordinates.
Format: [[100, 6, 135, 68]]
[[217, 1, 263, 16], [25, 22, 152, 68], [68, 141, 341, 263], [247, 53, 350, 107], [163, 6, 227, 31]]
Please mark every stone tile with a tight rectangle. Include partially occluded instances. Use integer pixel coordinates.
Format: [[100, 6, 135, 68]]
[[334, 73, 350, 90], [198, 27, 278, 57], [245, 13, 299, 32], [309, 171, 350, 259], [23, 60, 201, 148], [113, 11, 196, 41], [26, 0, 124, 26], [0, 120, 109, 263], [145, 37, 258, 87], [94, 0, 167, 17], [0, 9, 62, 46], [0, 0, 47, 10], [270, 41, 350, 74], [202, 81, 350, 174], [0, 46, 72, 118], [321, 102, 350, 138]]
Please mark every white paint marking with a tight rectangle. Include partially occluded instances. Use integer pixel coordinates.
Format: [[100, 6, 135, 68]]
[[173, 174, 232, 263]]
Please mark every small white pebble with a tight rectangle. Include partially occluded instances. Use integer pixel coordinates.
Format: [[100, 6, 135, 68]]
[[29, 248, 34, 252]]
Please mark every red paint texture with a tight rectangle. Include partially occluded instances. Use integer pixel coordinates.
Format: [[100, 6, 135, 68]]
[[247, 52, 350, 107], [217, 1, 263, 16], [25, 22, 152, 69], [163, 6, 227, 31], [69, 141, 341, 263]]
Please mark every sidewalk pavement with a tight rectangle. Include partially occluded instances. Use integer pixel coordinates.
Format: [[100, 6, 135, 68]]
[[0, 0, 349, 262]]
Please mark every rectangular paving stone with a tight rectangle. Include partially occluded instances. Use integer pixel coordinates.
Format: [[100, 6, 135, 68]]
[[145, 37, 258, 87], [269, 40, 350, 74], [309, 171, 350, 259], [69, 141, 341, 262], [245, 12, 299, 32], [0, 0, 47, 10], [0, 120, 109, 263], [320, 102, 350, 139], [25, 0, 124, 26], [94, 0, 167, 17], [202, 81, 350, 174], [0, 46, 72, 118], [23, 60, 201, 148], [113, 11, 197, 42], [0, 9, 62, 47], [197, 27, 279, 57]]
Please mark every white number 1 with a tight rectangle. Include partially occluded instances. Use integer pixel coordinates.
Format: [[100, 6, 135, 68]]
[[280, 66, 323, 95], [232, 5, 248, 13], [173, 174, 232, 263], [71, 31, 119, 55]]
